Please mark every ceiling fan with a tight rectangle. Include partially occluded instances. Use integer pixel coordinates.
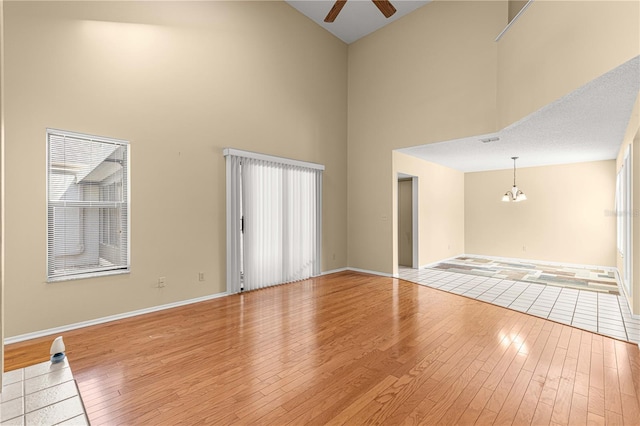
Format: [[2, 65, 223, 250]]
[[324, 0, 397, 23]]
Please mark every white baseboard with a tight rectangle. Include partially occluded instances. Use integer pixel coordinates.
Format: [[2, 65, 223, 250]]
[[320, 267, 349, 276], [419, 254, 463, 270], [5, 291, 229, 345], [321, 267, 393, 278], [346, 267, 393, 278], [615, 269, 640, 320]]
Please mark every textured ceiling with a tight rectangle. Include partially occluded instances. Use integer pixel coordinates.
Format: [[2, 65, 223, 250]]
[[285, 0, 431, 44], [398, 55, 640, 173]]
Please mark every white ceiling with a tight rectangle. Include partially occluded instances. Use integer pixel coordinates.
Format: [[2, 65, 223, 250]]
[[285, 0, 431, 44], [398, 55, 640, 173]]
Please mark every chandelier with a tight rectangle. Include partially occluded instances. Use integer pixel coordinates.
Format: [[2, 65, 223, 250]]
[[502, 157, 527, 202]]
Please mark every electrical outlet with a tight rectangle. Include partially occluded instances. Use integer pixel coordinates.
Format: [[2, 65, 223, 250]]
[[522, 245, 527, 252], [158, 277, 166, 288], [198, 272, 205, 282]]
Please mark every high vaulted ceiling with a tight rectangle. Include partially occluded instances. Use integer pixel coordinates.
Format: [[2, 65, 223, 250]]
[[284, 1, 639, 174], [285, 0, 431, 44], [398, 55, 640, 173]]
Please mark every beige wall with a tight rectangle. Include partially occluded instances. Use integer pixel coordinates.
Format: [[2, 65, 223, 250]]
[[348, 1, 504, 274], [497, 0, 640, 128], [3, 1, 348, 337], [392, 151, 465, 274], [465, 160, 617, 267], [349, 0, 638, 277], [4, 0, 640, 337]]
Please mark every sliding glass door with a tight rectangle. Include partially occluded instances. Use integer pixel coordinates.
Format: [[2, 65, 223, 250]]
[[225, 149, 323, 293]]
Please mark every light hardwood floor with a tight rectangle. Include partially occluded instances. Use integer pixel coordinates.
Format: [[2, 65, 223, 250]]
[[5, 271, 640, 425]]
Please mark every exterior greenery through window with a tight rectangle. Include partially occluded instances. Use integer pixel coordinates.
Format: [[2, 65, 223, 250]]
[[47, 129, 130, 281]]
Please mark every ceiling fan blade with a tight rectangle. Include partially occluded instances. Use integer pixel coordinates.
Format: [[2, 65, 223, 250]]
[[324, 0, 347, 23], [372, 0, 397, 18]]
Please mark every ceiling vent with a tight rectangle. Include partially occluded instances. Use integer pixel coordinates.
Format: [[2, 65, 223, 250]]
[[480, 137, 500, 143]]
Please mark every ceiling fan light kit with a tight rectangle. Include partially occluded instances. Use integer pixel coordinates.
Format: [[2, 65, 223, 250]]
[[324, 0, 397, 23]]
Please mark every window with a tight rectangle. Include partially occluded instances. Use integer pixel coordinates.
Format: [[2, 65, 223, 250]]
[[47, 129, 130, 281]]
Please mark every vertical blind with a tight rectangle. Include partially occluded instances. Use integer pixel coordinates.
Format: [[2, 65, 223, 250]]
[[225, 149, 323, 293], [47, 129, 130, 280]]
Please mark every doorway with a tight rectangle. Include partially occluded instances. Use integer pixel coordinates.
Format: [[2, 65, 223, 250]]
[[397, 174, 418, 269]]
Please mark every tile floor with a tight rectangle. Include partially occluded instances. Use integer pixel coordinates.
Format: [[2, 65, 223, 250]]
[[398, 267, 640, 345], [1, 358, 88, 425]]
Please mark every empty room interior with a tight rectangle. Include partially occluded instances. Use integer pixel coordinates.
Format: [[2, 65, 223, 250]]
[[1, 0, 640, 424]]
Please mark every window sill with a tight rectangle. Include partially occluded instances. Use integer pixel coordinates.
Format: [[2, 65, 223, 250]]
[[47, 268, 130, 283]]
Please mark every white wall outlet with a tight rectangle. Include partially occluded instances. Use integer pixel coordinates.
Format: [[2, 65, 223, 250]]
[[198, 272, 205, 282], [158, 277, 166, 288]]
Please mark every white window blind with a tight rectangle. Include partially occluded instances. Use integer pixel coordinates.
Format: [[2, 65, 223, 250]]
[[47, 129, 130, 281]]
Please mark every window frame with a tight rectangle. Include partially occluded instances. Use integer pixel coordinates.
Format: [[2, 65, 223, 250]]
[[46, 128, 131, 282]]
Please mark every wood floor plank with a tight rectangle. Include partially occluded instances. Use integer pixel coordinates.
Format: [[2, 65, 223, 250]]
[[406, 358, 485, 425], [590, 340, 605, 392], [604, 409, 624, 425], [434, 369, 490, 425], [589, 386, 606, 418], [619, 393, 640, 426], [568, 392, 589, 426], [627, 341, 640, 408], [475, 407, 498, 425], [513, 375, 545, 424], [575, 331, 593, 398], [484, 351, 527, 413], [322, 374, 398, 426], [567, 328, 582, 359], [456, 386, 495, 425], [531, 400, 554, 425], [613, 340, 637, 397], [604, 366, 623, 415], [531, 324, 563, 384], [492, 367, 533, 425], [587, 411, 606, 425], [551, 369, 574, 425], [3, 272, 640, 425], [603, 337, 618, 369]]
